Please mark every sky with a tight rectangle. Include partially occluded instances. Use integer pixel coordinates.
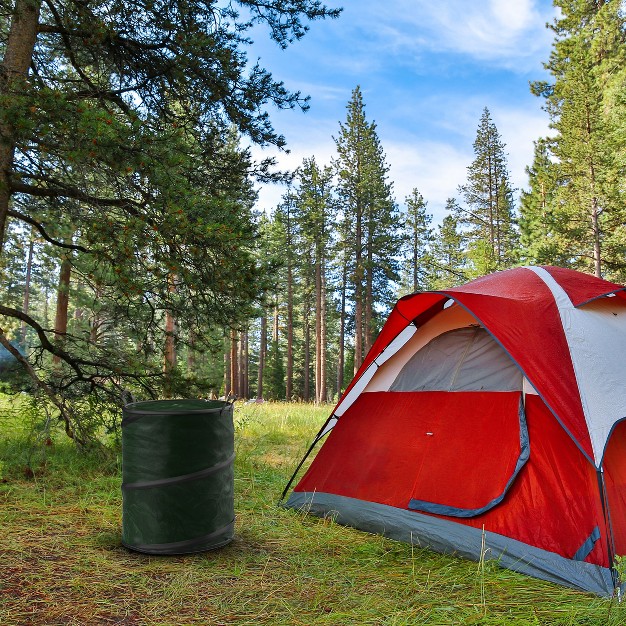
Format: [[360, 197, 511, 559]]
[[248, 0, 559, 225]]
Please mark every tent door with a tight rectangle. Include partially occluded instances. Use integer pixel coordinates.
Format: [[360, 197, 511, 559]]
[[407, 391, 528, 518]]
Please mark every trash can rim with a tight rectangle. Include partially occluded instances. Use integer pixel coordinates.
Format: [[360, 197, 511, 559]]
[[123, 399, 230, 417]]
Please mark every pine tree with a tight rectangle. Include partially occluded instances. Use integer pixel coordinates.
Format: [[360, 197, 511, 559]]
[[456, 108, 518, 276], [519, 138, 565, 265], [292, 157, 334, 404], [400, 189, 434, 294], [430, 202, 468, 289], [334, 86, 400, 371], [0, 0, 340, 439], [531, 0, 626, 277], [0, 0, 341, 251], [258, 210, 288, 400]]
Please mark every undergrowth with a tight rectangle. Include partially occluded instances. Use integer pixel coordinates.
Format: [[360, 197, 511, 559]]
[[1, 395, 624, 625]]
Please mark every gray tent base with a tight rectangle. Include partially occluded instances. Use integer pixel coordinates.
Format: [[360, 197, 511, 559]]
[[285, 491, 620, 598]]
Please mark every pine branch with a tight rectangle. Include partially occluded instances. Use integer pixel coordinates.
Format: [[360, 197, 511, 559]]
[[0, 328, 86, 445], [7, 209, 90, 252], [10, 180, 147, 213]]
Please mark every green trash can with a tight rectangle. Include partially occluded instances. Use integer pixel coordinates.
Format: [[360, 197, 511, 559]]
[[121, 399, 235, 555]]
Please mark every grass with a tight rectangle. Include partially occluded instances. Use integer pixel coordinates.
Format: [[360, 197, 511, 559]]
[[1, 395, 625, 625]]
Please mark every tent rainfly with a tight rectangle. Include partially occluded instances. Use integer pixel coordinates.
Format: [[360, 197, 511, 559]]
[[283, 266, 626, 597]]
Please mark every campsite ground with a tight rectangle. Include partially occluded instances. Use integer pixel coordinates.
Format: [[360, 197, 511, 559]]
[[1, 397, 624, 625]]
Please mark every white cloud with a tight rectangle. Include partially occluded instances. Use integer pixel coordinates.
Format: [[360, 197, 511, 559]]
[[351, 0, 556, 71], [245, 1, 556, 224], [251, 103, 551, 225], [249, 131, 337, 213], [252, 133, 471, 224], [496, 106, 552, 193], [385, 140, 470, 223], [378, 99, 551, 222]]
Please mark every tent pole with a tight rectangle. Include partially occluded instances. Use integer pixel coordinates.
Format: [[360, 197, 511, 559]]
[[279, 414, 335, 503], [597, 467, 619, 592]]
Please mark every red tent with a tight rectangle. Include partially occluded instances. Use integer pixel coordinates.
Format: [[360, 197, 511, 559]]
[[284, 266, 626, 596]]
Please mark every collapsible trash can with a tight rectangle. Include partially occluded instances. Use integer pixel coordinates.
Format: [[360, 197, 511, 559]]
[[121, 399, 234, 554]]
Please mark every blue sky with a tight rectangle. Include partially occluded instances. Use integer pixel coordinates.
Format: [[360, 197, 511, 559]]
[[249, 0, 558, 224]]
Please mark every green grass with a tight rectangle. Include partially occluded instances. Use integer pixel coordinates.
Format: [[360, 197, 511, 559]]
[[1, 396, 625, 625]]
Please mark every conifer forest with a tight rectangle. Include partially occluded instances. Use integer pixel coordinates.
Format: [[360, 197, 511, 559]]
[[1, 0, 625, 442]]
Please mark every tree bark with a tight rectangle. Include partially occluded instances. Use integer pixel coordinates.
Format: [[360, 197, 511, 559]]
[[337, 257, 347, 396], [52, 257, 71, 365], [286, 252, 293, 401], [364, 219, 374, 356], [89, 287, 102, 344], [0, 0, 42, 252], [224, 333, 231, 396], [591, 195, 602, 278], [163, 309, 176, 397], [354, 205, 363, 374], [257, 315, 266, 400], [315, 245, 322, 404], [303, 300, 310, 402], [320, 252, 327, 403], [163, 275, 177, 397], [21, 229, 34, 346], [238, 327, 248, 399], [230, 329, 238, 398], [187, 327, 196, 376]]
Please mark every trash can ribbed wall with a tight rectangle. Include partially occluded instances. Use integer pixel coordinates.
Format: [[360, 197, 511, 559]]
[[121, 399, 234, 555]]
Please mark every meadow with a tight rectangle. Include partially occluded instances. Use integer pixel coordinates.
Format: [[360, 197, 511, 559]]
[[1, 396, 625, 625]]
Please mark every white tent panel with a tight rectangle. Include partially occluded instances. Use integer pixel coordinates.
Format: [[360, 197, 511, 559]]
[[376, 325, 418, 367], [334, 325, 417, 417], [523, 377, 538, 396], [529, 266, 626, 463], [563, 297, 626, 463], [319, 416, 338, 438]]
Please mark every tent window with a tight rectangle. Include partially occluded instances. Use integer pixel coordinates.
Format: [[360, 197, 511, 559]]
[[389, 327, 522, 392]]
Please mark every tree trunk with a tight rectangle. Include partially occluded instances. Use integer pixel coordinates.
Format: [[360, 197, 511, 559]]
[[230, 329, 238, 398], [354, 207, 363, 374], [163, 309, 176, 397], [21, 229, 34, 346], [43, 287, 49, 329], [0, 0, 42, 252], [257, 315, 266, 400], [320, 252, 327, 403], [244, 329, 249, 399], [589, 155, 602, 278], [315, 247, 322, 404], [224, 333, 231, 397], [412, 224, 419, 293], [591, 195, 602, 278], [52, 257, 71, 365], [238, 327, 248, 399], [163, 274, 177, 397], [303, 301, 310, 402], [364, 220, 374, 356], [187, 327, 196, 376], [337, 258, 347, 396], [286, 254, 293, 401], [89, 288, 102, 344]]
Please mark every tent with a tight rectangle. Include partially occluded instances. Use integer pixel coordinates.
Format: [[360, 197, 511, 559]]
[[283, 266, 626, 597]]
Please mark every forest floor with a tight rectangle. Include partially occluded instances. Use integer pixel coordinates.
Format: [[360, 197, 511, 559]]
[[1, 397, 625, 625]]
